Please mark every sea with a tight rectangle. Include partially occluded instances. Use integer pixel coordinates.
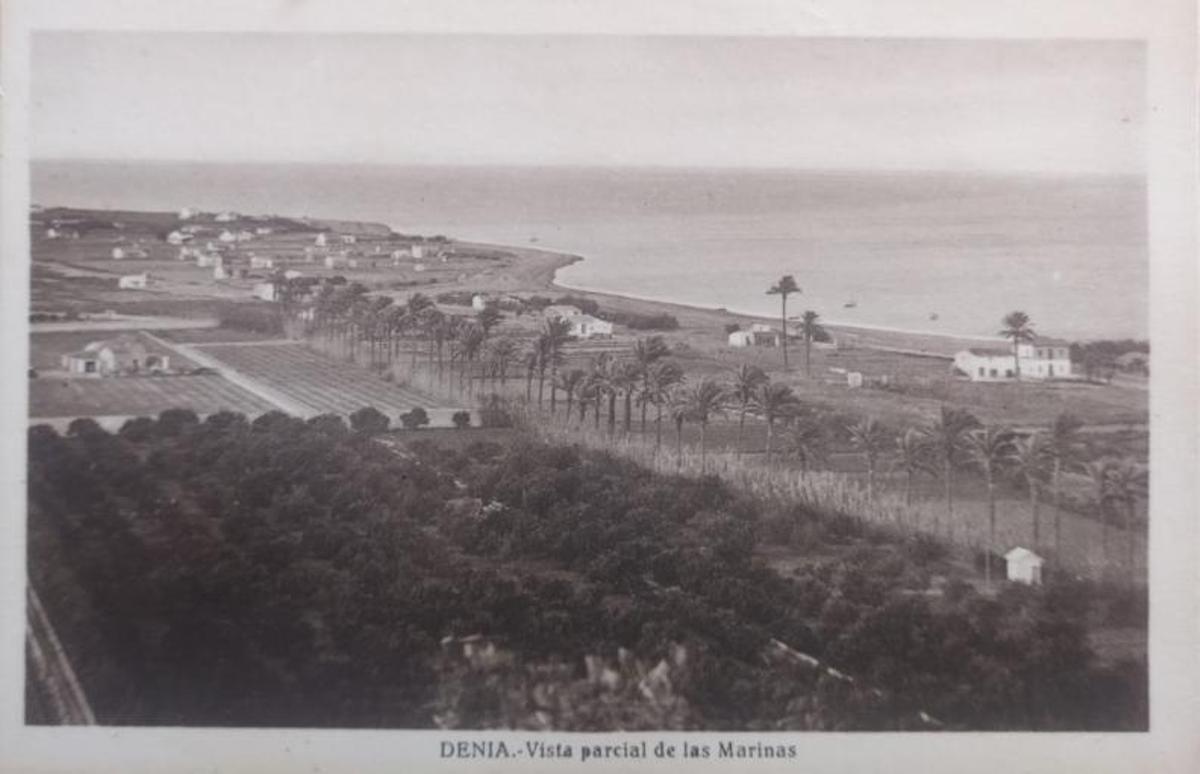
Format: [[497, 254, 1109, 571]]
[[32, 161, 1148, 341]]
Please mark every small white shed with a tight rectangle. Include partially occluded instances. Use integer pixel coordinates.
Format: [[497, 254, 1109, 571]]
[[1005, 547, 1044, 586]]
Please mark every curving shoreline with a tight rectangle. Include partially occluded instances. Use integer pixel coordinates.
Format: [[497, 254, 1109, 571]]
[[465, 240, 1014, 358]]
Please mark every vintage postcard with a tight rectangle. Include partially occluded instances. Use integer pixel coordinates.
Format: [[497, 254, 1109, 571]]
[[2, 1, 1195, 772]]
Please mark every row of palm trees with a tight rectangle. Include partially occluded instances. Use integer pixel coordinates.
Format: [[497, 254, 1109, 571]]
[[297, 285, 1144, 577]]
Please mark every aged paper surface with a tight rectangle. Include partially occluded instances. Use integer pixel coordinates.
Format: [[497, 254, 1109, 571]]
[[1, 1, 1196, 772]]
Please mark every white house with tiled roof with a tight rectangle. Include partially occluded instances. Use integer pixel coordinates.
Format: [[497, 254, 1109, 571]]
[[954, 337, 1072, 382]]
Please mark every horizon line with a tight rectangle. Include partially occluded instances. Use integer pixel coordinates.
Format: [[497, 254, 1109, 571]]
[[30, 157, 1145, 180]]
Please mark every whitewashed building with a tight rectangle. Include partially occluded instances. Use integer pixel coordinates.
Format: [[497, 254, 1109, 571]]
[[218, 230, 238, 243], [314, 233, 328, 247], [1005, 547, 1045, 586], [61, 335, 169, 376], [728, 323, 782, 348], [567, 314, 613, 340], [166, 230, 191, 245], [283, 269, 304, 280], [954, 338, 1073, 382], [249, 255, 275, 270], [214, 264, 230, 280], [117, 272, 149, 290], [215, 211, 238, 222]]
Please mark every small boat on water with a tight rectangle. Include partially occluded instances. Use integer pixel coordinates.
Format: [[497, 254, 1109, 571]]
[[843, 300, 857, 309], [530, 236, 539, 243], [929, 312, 939, 321]]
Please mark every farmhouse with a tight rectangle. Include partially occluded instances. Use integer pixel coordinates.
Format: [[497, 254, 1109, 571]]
[[728, 323, 782, 348], [61, 335, 170, 377], [117, 272, 149, 290], [1005, 547, 1044, 586], [284, 269, 304, 280], [166, 230, 192, 245], [471, 294, 498, 311], [567, 314, 613, 340], [314, 233, 328, 247], [410, 244, 425, 260], [214, 264, 231, 280], [249, 255, 275, 269], [178, 207, 199, 220], [196, 253, 222, 268], [324, 254, 350, 269], [215, 211, 239, 222], [954, 338, 1072, 382], [218, 230, 238, 243]]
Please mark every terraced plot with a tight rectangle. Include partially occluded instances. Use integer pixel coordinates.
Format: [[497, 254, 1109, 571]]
[[29, 374, 275, 419], [196, 342, 443, 416]]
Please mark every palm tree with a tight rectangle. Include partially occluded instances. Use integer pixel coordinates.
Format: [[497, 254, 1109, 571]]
[[963, 425, 1016, 589], [730, 365, 768, 459], [632, 336, 671, 431], [646, 361, 684, 450], [1048, 413, 1085, 551], [685, 379, 729, 471], [845, 417, 892, 499], [750, 381, 802, 464], [455, 323, 485, 397], [667, 386, 692, 465], [540, 317, 572, 412], [894, 428, 933, 507], [615, 360, 642, 434], [767, 275, 801, 369], [784, 414, 828, 475], [922, 406, 981, 536], [522, 347, 539, 404], [554, 368, 586, 426], [1081, 458, 1119, 565], [1104, 459, 1148, 570], [487, 337, 520, 391], [1009, 432, 1052, 547], [796, 310, 825, 377], [999, 311, 1036, 381]]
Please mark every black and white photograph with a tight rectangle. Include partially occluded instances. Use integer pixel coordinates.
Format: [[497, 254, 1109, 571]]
[[2, 1, 1196, 772]]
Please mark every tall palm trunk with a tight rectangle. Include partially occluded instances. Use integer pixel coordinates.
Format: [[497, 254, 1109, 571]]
[[780, 296, 789, 369], [736, 407, 747, 460], [700, 422, 708, 472], [1029, 478, 1041, 546], [655, 404, 664, 450], [607, 392, 617, 435], [765, 419, 774, 466], [1052, 459, 1063, 551], [675, 418, 684, 465], [865, 455, 875, 500], [985, 471, 996, 589], [941, 457, 953, 536], [623, 391, 633, 434]]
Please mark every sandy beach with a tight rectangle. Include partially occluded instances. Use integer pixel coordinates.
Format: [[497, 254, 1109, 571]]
[[459, 240, 1016, 359]]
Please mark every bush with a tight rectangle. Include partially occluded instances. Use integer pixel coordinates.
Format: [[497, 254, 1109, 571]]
[[218, 303, 284, 335], [349, 406, 390, 435], [452, 411, 472, 429], [724, 323, 741, 335], [399, 407, 431, 430], [600, 311, 680, 331]]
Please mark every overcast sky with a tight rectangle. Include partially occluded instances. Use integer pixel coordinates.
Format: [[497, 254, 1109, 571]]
[[31, 33, 1144, 174]]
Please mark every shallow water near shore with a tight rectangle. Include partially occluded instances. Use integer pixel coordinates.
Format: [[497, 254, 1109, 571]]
[[34, 161, 1147, 340]]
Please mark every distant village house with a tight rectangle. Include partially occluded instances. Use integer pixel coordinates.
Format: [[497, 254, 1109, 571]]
[[953, 338, 1072, 382], [728, 323, 782, 348], [567, 314, 613, 340], [61, 335, 169, 377], [117, 272, 150, 290], [1005, 547, 1044, 586]]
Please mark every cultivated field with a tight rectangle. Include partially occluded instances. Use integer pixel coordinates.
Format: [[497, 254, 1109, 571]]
[[196, 341, 452, 417], [29, 374, 275, 419]]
